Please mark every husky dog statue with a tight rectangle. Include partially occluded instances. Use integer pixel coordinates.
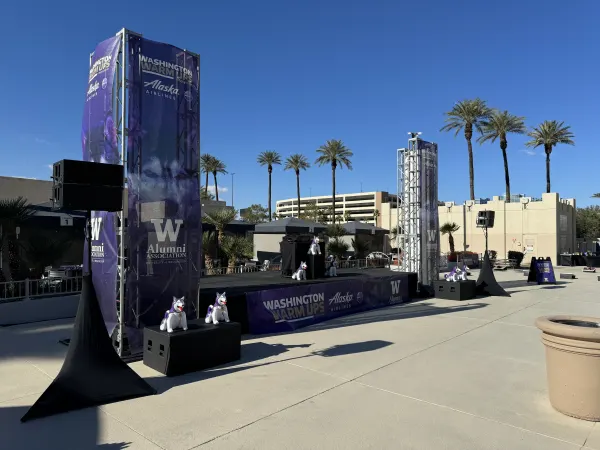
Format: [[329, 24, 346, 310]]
[[160, 296, 188, 333], [445, 266, 468, 282], [326, 256, 338, 277], [205, 292, 230, 325], [292, 261, 308, 280], [308, 236, 321, 255]]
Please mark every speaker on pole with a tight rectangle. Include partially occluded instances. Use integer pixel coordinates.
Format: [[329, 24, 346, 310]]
[[476, 210, 495, 228]]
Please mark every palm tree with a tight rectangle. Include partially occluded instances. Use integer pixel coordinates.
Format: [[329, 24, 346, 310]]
[[203, 208, 237, 245], [441, 98, 492, 200], [477, 110, 527, 202], [0, 197, 34, 281], [373, 208, 380, 224], [220, 235, 254, 274], [200, 154, 214, 196], [351, 237, 370, 259], [525, 120, 575, 193], [284, 154, 310, 217], [210, 158, 228, 201], [202, 231, 217, 275], [440, 222, 460, 253], [257, 151, 282, 220], [315, 139, 353, 223]]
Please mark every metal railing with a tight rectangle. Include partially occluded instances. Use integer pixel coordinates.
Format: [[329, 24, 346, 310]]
[[0, 276, 84, 302]]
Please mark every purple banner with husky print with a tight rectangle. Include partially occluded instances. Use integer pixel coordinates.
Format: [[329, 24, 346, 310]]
[[126, 36, 201, 351], [246, 274, 410, 335], [418, 139, 439, 287], [81, 35, 122, 336]]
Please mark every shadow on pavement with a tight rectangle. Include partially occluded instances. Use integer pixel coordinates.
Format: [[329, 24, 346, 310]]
[[0, 404, 131, 450], [148, 339, 393, 394]]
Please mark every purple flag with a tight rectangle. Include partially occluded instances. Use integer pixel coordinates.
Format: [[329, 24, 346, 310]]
[[125, 36, 201, 351], [81, 36, 122, 336]]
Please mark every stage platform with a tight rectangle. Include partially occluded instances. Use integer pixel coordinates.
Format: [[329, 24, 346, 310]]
[[198, 268, 418, 334]]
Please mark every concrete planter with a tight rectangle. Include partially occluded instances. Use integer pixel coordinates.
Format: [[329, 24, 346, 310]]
[[536, 316, 600, 421]]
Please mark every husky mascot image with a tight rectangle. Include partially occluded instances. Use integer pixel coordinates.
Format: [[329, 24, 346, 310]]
[[205, 292, 230, 325], [160, 296, 188, 333]]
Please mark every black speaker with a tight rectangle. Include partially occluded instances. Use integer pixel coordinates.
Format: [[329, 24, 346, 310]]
[[53, 160, 124, 187], [476, 210, 495, 228], [53, 183, 123, 212]]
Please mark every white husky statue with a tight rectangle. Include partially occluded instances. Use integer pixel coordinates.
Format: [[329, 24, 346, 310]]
[[308, 236, 321, 255], [205, 292, 230, 325], [292, 261, 308, 280], [160, 296, 188, 333], [326, 256, 338, 277]]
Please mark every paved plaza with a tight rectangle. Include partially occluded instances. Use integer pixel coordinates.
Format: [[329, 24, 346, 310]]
[[1, 267, 599, 449]]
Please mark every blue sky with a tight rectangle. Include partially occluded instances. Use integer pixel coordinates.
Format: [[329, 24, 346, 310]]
[[1, 0, 598, 208]]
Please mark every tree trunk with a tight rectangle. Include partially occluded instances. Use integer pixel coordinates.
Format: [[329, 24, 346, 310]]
[[448, 233, 455, 253], [227, 258, 236, 274], [331, 163, 337, 224], [545, 145, 552, 193], [501, 139, 510, 202], [296, 170, 301, 218], [465, 124, 475, 200], [268, 166, 273, 221], [0, 233, 13, 282], [204, 254, 215, 275], [213, 172, 219, 201], [205, 172, 209, 195]]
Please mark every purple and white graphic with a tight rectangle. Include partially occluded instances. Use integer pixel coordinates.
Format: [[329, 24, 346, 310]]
[[246, 275, 410, 335], [125, 36, 201, 349], [81, 35, 122, 336], [418, 139, 440, 286]]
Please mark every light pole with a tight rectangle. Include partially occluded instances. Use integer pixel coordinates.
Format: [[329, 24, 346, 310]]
[[231, 173, 235, 209]]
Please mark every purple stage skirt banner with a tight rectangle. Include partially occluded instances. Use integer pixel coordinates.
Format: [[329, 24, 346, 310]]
[[246, 274, 410, 335], [81, 35, 123, 335], [125, 35, 201, 349]]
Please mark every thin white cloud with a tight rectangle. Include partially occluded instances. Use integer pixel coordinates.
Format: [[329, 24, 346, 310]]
[[35, 137, 54, 146], [47, 164, 53, 171], [520, 149, 537, 156], [207, 185, 228, 193]]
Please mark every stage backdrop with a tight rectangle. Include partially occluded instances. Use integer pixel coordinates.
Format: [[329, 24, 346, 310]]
[[418, 139, 439, 286], [81, 35, 123, 336], [246, 274, 410, 334], [126, 36, 201, 350]]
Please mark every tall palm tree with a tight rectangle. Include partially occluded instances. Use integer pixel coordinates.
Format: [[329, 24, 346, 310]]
[[477, 110, 527, 202], [200, 154, 214, 196], [0, 197, 34, 281], [315, 139, 353, 223], [257, 151, 282, 221], [210, 158, 228, 201], [525, 120, 575, 193], [284, 154, 310, 217], [440, 222, 460, 253], [441, 98, 492, 200]]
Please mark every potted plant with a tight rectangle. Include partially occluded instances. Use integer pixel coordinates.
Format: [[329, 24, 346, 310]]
[[536, 315, 600, 421]]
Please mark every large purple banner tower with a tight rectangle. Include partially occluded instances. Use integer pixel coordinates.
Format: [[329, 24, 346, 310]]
[[81, 36, 122, 336], [125, 36, 201, 350]]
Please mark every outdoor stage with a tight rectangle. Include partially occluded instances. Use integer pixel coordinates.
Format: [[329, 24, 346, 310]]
[[198, 268, 419, 334]]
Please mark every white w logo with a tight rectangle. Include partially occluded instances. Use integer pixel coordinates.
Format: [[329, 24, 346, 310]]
[[427, 230, 436, 242], [91, 218, 102, 241], [151, 219, 183, 242], [391, 280, 401, 295]]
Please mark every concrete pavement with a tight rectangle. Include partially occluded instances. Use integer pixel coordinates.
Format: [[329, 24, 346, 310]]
[[1, 267, 599, 449]]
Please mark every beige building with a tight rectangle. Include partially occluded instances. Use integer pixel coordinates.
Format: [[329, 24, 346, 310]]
[[275, 191, 398, 227], [0, 176, 54, 205], [383, 192, 576, 261]]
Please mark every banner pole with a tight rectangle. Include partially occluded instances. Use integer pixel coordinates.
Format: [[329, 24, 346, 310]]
[[118, 29, 127, 358]]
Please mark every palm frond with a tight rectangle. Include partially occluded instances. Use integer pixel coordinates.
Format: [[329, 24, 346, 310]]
[[525, 120, 575, 149], [203, 208, 237, 229], [440, 98, 492, 137], [284, 154, 310, 172], [257, 151, 282, 167], [315, 139, 353, 170], [477, 110, 527, 145]]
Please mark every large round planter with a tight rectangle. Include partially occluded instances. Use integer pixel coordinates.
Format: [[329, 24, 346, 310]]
[[536, 316, 600, 421]]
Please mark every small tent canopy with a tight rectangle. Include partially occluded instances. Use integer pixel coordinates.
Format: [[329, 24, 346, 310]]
[[342, 221, 388, 236], [254, 217, 327, 235]]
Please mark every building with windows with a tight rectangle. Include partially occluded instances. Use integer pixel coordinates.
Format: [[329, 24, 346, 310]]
[[275, 191, 398, 227]]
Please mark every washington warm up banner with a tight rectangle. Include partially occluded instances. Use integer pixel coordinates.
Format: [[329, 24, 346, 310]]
[[81, 36, 122, 336], [126, 36, 201, 349]]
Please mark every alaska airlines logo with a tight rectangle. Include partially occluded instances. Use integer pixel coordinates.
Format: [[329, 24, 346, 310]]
[[144, 79, 180, 98], [148, 219, 186, 263], [87, 81, 100, 96]]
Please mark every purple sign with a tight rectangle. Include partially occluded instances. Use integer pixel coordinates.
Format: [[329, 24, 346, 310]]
[[81, 36, 122, 336], [246, 274, 410, 334], [125, 36, 201, 351], [418, 139, 440, 286]]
